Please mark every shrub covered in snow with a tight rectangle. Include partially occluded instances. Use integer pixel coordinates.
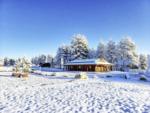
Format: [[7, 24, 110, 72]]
[[50, 72, 56, 76], [12, 72, 21, 77], [124, 73, 130, 79], [12, 57, 30, 78], [30, 69, 35, 73], [75, 72, 88, 79], [106, 75, 112, 78], [139, 75, 147, 81]]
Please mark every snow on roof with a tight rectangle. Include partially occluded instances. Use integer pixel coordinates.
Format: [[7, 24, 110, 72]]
[[65, 58, 113, 65]]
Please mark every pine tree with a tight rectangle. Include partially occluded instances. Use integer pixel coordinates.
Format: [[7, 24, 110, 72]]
[[148, 55, 150, 71], [31, 56, 39, 65], [106, 40, 117, 64], [96, 41, 105, 59], [46, 55, 53, 63], [55, 45, 71, 68], [55, 47, 62, 67], [88, 48, 96, 59], [117, 37, 139, 71], [38, 54, 46, 65], [71, 34, 89, 60], [139, 54, 147, 70], [9, 59, 15, 66], [31, 54, 53, 66], [4, 57, 9, 66]]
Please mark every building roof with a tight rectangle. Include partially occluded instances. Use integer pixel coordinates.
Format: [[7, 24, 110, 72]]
[[64, 58, 113, 65]]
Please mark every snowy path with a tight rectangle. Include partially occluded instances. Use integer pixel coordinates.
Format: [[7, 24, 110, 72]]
[[0, 72, 150, 113]]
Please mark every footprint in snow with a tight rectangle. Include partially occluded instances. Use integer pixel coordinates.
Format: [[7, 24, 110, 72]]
[[40, 84, 48, 86]]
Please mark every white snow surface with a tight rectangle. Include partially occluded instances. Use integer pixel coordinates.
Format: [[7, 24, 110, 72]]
[[0, 72, 150, 113]]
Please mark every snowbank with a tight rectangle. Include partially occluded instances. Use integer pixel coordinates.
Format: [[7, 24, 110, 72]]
[[31, 66, 63, 72], [0, 66, 13, 72]]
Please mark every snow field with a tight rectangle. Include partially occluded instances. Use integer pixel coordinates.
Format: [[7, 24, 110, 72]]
[[0, 72, 150, 113]]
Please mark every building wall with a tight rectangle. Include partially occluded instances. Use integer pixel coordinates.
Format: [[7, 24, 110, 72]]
[[95, 65, 112, 72], [65, 65, 112, 72]]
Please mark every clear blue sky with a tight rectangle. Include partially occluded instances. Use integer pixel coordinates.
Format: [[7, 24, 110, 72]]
[[1, 0, 150, 58]]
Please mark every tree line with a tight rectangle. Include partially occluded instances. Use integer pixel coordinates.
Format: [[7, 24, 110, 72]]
[[3, 34, 148, 71], [31, 34, 148, 71]]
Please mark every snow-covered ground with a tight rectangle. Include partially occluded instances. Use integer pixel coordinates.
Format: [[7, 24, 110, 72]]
[[0, 72, 150, 113], [0, 66, 13, 72]]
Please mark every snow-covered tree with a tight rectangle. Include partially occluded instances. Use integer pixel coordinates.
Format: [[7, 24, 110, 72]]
[[31, 54, 54, 66], [70, 34, 89, 60], [62, 45, 71, 63], [14, 57, 30, 73], [55, 47, 62, 67], [139, 54, 148, 70], [96, 41, 106, 59], [0, 58, 4, 66], [22, 57, 31, 73], [88, 48, 96, 59], [38, 54, 47, 65], [31, 56, 39, 65], [14, 58, 22, 72], [46, 55, 53, 63], [148, 55, 150, 71], [117, 37, 139, 71], [106, 40, 117, 64], [4, 57, 16, 66], [4, 57, 9, 66], [55, 44, 71, 68], [9, 59, 16, 66]]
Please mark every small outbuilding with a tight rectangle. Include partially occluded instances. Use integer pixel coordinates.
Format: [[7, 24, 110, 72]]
[[64, 59, 113, 72], [40, 63, 51, 68]]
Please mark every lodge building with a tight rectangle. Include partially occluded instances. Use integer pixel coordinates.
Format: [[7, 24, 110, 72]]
[[64, 59, 113, 72]]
